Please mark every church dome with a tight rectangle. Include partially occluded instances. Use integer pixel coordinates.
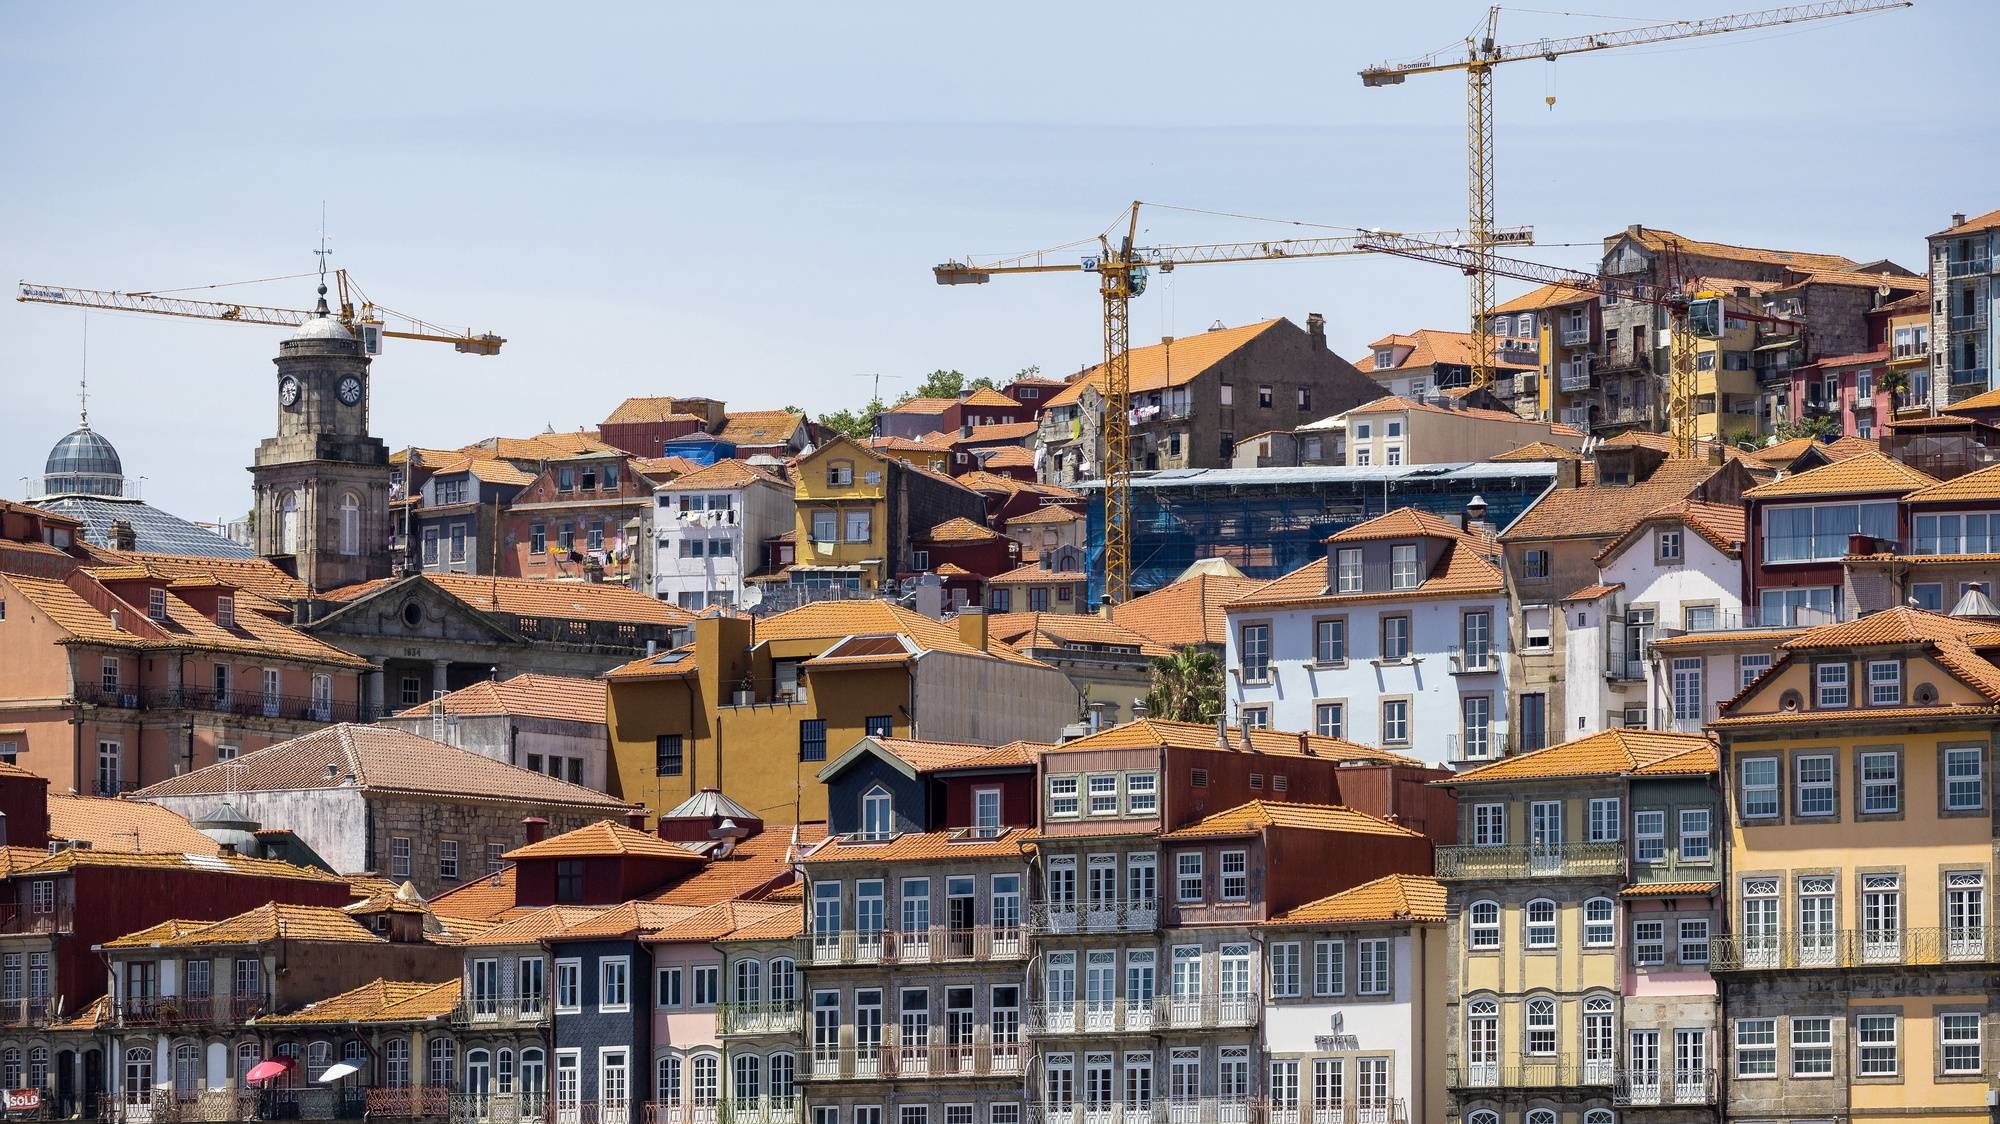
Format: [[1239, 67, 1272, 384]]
[[290, 315, 355, 342], [41, 426, 125, 497]]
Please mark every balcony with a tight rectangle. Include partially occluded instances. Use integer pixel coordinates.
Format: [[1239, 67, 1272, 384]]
[[806, 925, 1026, 967], [257, 1088, 368, 1121], [0, 904, 73, 936], [715, 1001, 802, 1036], [1947, 257, 1992, 277], [804, 1041, 1025, 1081], [1434, 843, 1625, 881], [1559, 325, 1592, 347], [114, 995, 215, 1027], [451, 997, 547, 1029], [1952, 309, 1988, 333], [0, 998, 48, 1027], [1613, 1069, 1716, 1106], [1559, 405, 1592, 429], [1034, 1101, 1272, 1124], [1592, 349, 1652, 374], [449, 1095, 549, 1124], [1680, 606, 1843, 632], [1711, 926, 2000, 971], [1446, 1055, 1603, 1090], [719, 1099, 798, 1124], [1156, 994, 1259, 1030], [640, 1104, 719, 1124], [366, 1088, 453, 1119], [1891, 341, 1930, 360], [1029, 899, 1158, 935], [1029, 999, 1157, 1036], [1557, 365, 1593, 393], [1950, 372, 1992, 398], [1447, 646, 1498, 675], [71, 684, 377, 725]]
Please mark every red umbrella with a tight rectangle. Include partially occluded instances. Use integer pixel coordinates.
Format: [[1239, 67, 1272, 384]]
[[244, 1059, 296, 1085]]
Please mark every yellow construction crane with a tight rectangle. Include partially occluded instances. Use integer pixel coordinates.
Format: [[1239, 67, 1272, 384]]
[[1360, 0, 1910, 395], [936, 203, 1530, 603], [17, 268, 505, 355]]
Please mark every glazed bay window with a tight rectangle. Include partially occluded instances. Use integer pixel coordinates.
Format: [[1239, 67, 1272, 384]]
[[1791, 1017, 1833, 1076], [1860, 751, 1900, 814], [1946, 747, 1985, 810], [1238, 623, 1271, 682], [1763, 501, 1896, 563], [1759, 586, 1840, 628], [1815, 663, 1849, 708], [1914, 511, 2000, 554]]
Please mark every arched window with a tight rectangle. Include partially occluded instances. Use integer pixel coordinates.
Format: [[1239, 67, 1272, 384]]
[[768, 1053, 794, 1106], [1466, 1114, 1499, 1124], [1525, 997, 1558, 1055], [27, 1048, 46, 1091], [278, 492, 301, 556], [274, 1042, 300, 1089], [122, 1046, 153, 1098], [690, 1054, 719, 1106], [384, 1039, 410, 1088], [342, 1041, 366, 1066], [1, 1049, 20, 1088], [1583, 1111, 1616, 1124], [1583, 897, 1616, 946], [1526, 1112, 1558, 1124], [339, 494, 361, 557], [731, 1054, 760, 1102], [656, 1055, 681, 1106], [1524, 899, 1558, 948], [236, 1042, 260, 1084], [1467, 900, 1500, 949], [465, 1049, 491, 1096], [427, 1037, 456, 1090], [307, 1041, 332, 1081], [518, 1049, 545, 1096], [860, 786, 894, 841], [735, 959, 762, 1005], [1464, 999, 1500, 1083], [173, 1042, 199, 1091], [768, 958, 796, 1005]]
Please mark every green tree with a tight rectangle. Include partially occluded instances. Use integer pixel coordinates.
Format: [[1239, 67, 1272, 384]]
[[898, 369, 996, 404], [816, 397, 886, 440], [1142, 645, 1223, 723], [1772, 415, 1839, 442]]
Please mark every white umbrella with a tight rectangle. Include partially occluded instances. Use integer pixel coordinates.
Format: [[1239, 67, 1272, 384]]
[[316, 1063, 361, 1084]]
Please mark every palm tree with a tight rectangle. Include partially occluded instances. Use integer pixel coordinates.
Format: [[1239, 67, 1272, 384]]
[[1143, 646, 1222, 723], [1875, 366, 1910, 417]]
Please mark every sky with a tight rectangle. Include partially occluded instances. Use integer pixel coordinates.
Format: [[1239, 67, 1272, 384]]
[[3, 0, 1991, 522]]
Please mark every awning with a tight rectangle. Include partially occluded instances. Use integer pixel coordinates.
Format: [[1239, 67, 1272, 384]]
[[316, 1062, 361, 1084], [244, 1059, 295, 1085]]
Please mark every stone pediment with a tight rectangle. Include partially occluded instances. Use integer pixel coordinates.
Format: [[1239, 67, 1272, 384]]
[[306, 575, 522, 646]]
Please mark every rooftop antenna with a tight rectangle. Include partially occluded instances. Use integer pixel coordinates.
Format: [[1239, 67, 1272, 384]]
[[312, 202, 333, 317], [78, 313, 89, 429]]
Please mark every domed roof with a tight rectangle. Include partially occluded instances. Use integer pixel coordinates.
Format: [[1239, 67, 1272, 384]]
[[44, 426, 122, 478], [290, 315, 355, 342]]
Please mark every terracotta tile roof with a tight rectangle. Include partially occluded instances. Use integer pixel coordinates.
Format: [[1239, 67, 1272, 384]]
[[394, 673, 605, 725], [1005, 505, 1084, 527], [1712, 704, 2000, 728], [471, 432, 622, 461], [3, 571, 370, 667], [1906, 461, 2000, 503], [1941, 383, 2000, 411], [1937, 208, 2000, 237], [926, 517, 1000, 543], [1743, 452, 1936, 499], [856, 736, 1021, 774], [960, 387, 1021, 409], [550, 901, 706, 940], [954, 422, 1038, 445], [1228, 538, 1502, 611], [91, 551, 310, 604], [1161, 800, 1425, 841], [50, 997, 109, 1031], [0, 847, 51, 878], [1593, 499, 1748, 564], [718, 410, 807, 446], [1110, 574, 1269, 648], [644, 900, 794, 943], [979, 446, 1036, 470], [807, 826, 1033, 864], [426, 866, 520, 921], [1344, 396, 1544, 428], [1492, 441, 1583, 462], [131, 724, 638, 809], [504, 820, 704, 862], [427, 456, 536, 487], [1810, 349, 1892, 367], [1357, 330, 1535, 374], [716, 906, 805, 942], [1746, 436, 1819, 465], [107, 903, 382, 948], [931, 563, 974, 577], [884, 397, 960, 416], [742, 599, 1048, 668], [258, 979, 461, 1025], [987, 612, 1170, 657], [1325, 507, 1477, 545], [1774, 609, 2000, 703], [1048, 718, 1422, 766], [462, 905, 606, 946], [1619, 881, 1720, 899], [1561, 582, 1625, 603], [955, 471, 1081, 503], [1045, 321, 1283, 409], [601, 397, 710, 426], [1491, 282, 1597, 314], [1651, 627, 1805, 651], [632, 456, 708, 481], [1266, 874, 1446, 926], [663, 459, 787, 491], [988, 562, 1088, 586], [1502, 457, 1726, 543], [802, 634, 916, 671], [322, 573, 694, 628], [603, 644, 699, 682], [1616, 226, 1854, 273], [1780, 270, 1926, 294], [48, 794, 219, 854], [1630, 744, 1721, 776], [644, 824, 823, 906], [20, 847, 342, 883], [764, 880, 804, 902], [1446, 729, 1716, 785]]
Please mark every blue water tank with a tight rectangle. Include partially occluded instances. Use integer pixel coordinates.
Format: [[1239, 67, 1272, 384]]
[[660, 434, 737, 467]]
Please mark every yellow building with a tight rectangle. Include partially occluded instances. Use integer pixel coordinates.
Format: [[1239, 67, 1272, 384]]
[[1438, 729, 1717, 1124], [792, 436, 985, 591], [1711, 606, 2000, 1124], [603, 601, 1077, 823], [1689, 281, 1776, 441], [1880, 288, 1933, 415]]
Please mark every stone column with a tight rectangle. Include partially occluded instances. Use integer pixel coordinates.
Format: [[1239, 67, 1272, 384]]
[[431, 659, 450, 698], [367, 659, 387, 720]]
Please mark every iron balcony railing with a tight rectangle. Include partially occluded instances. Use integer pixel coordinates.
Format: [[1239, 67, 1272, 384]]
[[71, 684, 376, 725], [717, 1098, 799, 1124], [1613, 1068, 1717, 1106], [639, 1102, 720, 1124], [449, 1093, 549, 1124], [715, 1001, 802, 1036], [1035, 1099, 1263, 1124], [367, 1087, 454, 1119], [255, 1088, 368, 1121], [1267, 1104, 1407, 1124], [451, 997, 548, 1029], [1710, 926, 2000, 971], [1680, 606, 1844, 632], [806, 925, 1026, 966], [1030, 900, 1159, 935], [0, 998, 49, 1027], [1446, 1055, 1603, 1090], [1559, 325, 1592, 347], [1434, 843, 1625, 881], [1953, 310, 1988, 333], [0, 903, 74, 935], [1029, 999, 1157, 1035], [1152, 994, 1259, 1030], [804, 1041, 1025, 1080]]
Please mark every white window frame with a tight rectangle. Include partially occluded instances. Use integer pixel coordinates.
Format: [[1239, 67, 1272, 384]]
[[598, 957, 630, 1013]]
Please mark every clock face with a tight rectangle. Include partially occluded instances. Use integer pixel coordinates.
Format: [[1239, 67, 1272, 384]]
[[337, 376, 363, 406], [278, 376, 301, 407]]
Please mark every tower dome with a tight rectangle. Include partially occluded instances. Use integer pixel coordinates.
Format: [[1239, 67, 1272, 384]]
[[41, 425, 125, 497]]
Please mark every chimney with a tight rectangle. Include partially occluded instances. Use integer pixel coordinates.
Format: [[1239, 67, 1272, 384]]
[[1298, 732, 1314, 757], [1627, 223, 1644, 239], [956, 606, 988, 651], [1953, 212, 1968, 228], [522, 816, 549, 845], [1307, 313, 1327, 352], [110, 520, 136, 552], [1463, 494, 1489, 535], [1216, 712, 1229, 750], [1239, 722, 1254, 753], [109, 608, 121, 632], [624, 807, 649, 832]]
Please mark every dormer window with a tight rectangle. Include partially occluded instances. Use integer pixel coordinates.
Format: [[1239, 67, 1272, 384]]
[[147, 588, 167, 622], [1374, 350, 1394, 369], [216, 596, 235, 629], [557, 467, 575, 492], [581, 467, 598, 491], [859, 786, 893, 841], [1390, 544, 1420, 591], [1336, 548, 1363, 594]]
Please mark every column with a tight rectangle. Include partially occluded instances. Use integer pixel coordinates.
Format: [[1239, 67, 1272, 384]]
[[431, 660, 450, 699], [367, 658, 387, 720]]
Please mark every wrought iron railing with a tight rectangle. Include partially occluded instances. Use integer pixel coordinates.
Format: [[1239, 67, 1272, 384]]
[[1029, 999, 1156, 1035], [1613, 1068, 1716, 1106], [1445, 1055, 1599, 1089], [807, 925, 1027, 966], [803, 1041, 1025, 1080], [366, 1086, 454, 1118], [449, 1093, 548, 1124], [1434, 842, 1625, 880], [450, 997, 547, 1029], [1711, 926, 2000, 970], [1028, 899, 1158, 935], [715, 1001, 802, 1036]]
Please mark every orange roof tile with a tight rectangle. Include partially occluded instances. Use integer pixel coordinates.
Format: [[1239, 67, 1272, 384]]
[[48, 794, 218, 854], [954, 422, 1038, 445], [884, 396, 960, 415], [462, 905, 607, 946], [260, 978, 463, 1025], [550, 901, 706, 940], [960, 387, 1021, 409], [600, 397, 712, 426], [19, 848, 341, 883], [1266, 874, 1445, 926], [1229, 539, 1502, 611], [1742, 451, 1936, 499], [106, 903, 382, 948], [2, 571, 370, 668], [1357, 330, 1535, 374], [807, 826, 1033, 864], [504, 820, 705, 862], [643, 824, 822, 906], [743, 599, 1048, 668], [926, 517, 1000, 543], [426, 456, 536, 487], [602, 644, 699, 682], [1502, 457, 1728, 543], [1047, 718, 1421, 766], [1161, 801, 1425, 841], [1492, 441, 1583, 462], [1779, 270, 1926, 293], [663, 459, 788, 491], [470, 432, 622, 461], [716, 907, 805, 942], [322, 573, 694, 628], [1906, 461, 2000, 503], [979, 446, 1036, 470], [1619, 881, 1720, 899], [1615, 226, 1854, 273], [1325, 507, 1476, 545], [1630, 744, 1721, 776], [1005, 505, 1083, 527], [717, 410, 807, 446], [1491, 282, 1597, 314], [1561, 582, 1625, 603], [1045, 321, 1283, 409], [987, 612, 1170, 657], [988, 562, 1089, 586], [1111, 574, 1269, 648], [394, 673, 605, 725], [426, 866, 520, 922], [1712, 704, 2000, 728], [1593, 499, 1748, 564], [1446, 729, 1715, 785], [644, 900, 794, 943], [632, 456, 708, 481]]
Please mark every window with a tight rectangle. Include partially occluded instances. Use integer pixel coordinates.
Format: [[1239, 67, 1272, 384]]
[[1313, 940, 1347, 993], [1815, 663, 1849, 708], [826, 462, 853, 487], [693, 965, 719, 1007], [1671, 658, 1704, 723], [1868, 660, 1901, 705], [1791, 1017, 1833, 1076], [530, 524, 546, 554], [1380, 615, 1409, 659], [1946, 747, 1985, 810], [1048, 775, 1079, 818], [1521, 607, 1551, 651], [1679, 808, 1711, 861], [423, 528, 439, 564], [1334, 548, 1363, 592], [810, 510, 837, 543], [860, 787, 894, 840], [1525, 998, 1557, 1055], [1588, 798, 1621, 842], [1238, 706, 1270, 731], [799, 720, 827, 762], [1856, 1013, 1898, 1076], [1762, 500, 1897, 563], [1584, 896, 1616, 940], [1313, 702, 1343, 738], [1268, 943, 1300, 997], [1524, 549, 1550, 580], [1380, 699, 1408, 744], [1471, 803, 1506, 847], [100, 657, 120, 694], [1860, 751, 1900, 814], [1175, 853, 1202, 902], [1633, 920, 1665, 965], [599, 958, 630, 1012], [655, 735, 684, 777], [147, 587, 167, 622], [1467, 901, 1500, 950], [1258, 385, 1273, 409], [1219, 851, 1247, 900], [437, 840, 460, 881], [1314, 617, 1346, 663], [1741, 758, 1779, 818], [1795, 754, 1835, 817], [554, 961, 581, 1013], [1353, 447, 1371, 466], [1521, 899, 1558, 949], [842, 509, 873, 543], [1390, 544, 1419, 590], [1679, 918, 1710, 963], [1357, 939, 1390, 995], [1942, 1013, 1983, 1075], [1238, 623, 1270, 681], [1659, 529, 1683, 561], [1124, 773, 1157, 815], [1735, 1018, 1776, 1076]]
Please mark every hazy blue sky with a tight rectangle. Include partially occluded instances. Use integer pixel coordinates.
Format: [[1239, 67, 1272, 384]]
[[3, 1, 1988, 521]]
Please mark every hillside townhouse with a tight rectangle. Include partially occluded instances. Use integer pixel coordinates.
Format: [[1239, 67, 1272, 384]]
[[400, 455, 536, 577], [253, 975, 463, 1123], [1225, 507, 1511, 768], [788, 438, 987, 596], [985, 552, 1091, 615], [998, 503, 1086, 564], [374, 673, 610, 791], [1839, 461, 2000, 615], [1036, 317, 1379, 486], [1740, 451, 1938, 628], [1436, 729, 1717, 1124], [1111, 573, 1267, 655], [985, 612, 1166, 729], [654, 458, 796, 611], [1488, 283, 1597, 422], [1337, 396, 1583, 468], [1928, 208, 2000, 406], [712, 905, 806, 1124], [498, 451, 654, 586], [1356, 331, 1536, 412], [597, 396, 726, 457], [1709, 607, 2000, 1124], [874, 387, 1031, 442]]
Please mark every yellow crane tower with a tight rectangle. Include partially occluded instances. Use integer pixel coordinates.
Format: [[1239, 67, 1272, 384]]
[[936, 203, 1530, 603], [17, 268, 505, 355], [1360, 0, 1911, 395]]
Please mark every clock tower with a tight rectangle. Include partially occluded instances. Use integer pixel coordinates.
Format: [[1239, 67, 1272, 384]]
[[249, 285, 391, 590]]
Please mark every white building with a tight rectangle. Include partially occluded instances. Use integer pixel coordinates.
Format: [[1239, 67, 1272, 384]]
[[1262, 874, 1445, 1124], [1560, 500, 1753, 735], [652, 459, 795, 610], [1225, 507, 1511, 768]]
